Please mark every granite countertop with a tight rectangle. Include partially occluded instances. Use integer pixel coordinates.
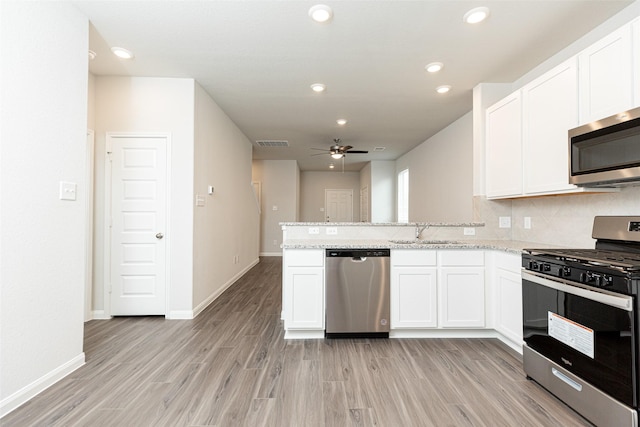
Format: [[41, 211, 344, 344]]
[[281, 239, 562, 255], [280, 222, 485, 227]]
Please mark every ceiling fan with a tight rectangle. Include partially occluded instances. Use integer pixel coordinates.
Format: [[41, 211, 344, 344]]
[[311, 138, 369, 159]]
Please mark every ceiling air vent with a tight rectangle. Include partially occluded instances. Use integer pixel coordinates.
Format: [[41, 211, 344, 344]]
[[373, 147, 386, 152], [256, 140, 289, 147]]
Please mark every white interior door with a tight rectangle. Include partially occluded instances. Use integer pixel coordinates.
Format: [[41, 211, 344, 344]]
[[325, 189, 353, 222], [107, 135, 167, 316]]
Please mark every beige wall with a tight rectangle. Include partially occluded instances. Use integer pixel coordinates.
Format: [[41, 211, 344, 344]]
[[1, 2, 88, 415], [300, 171, 361, 222], [94, 76, 196, 317], [193, 83, 260, 311], [252, 160, 299, 255], [397, 111, 474, 223]]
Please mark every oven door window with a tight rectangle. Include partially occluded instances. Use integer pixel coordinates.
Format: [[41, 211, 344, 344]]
[[523, 278, 635, 407]]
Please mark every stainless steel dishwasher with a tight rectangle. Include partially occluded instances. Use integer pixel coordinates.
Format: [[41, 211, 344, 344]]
[[325, 249, 390, 338]]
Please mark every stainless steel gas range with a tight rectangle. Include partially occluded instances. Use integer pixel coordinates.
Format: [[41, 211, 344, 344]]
[[522, 216, 640, 427]]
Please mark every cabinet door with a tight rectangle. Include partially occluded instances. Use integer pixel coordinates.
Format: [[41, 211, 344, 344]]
[[486, 92, 523, 198], [495, 268, 523, 346], [522, 59, 578, 194], [391, 267, 437, 328], [284, 266, 324, 329], [579, 24, 634, 123], [438, 267, 485, 328]]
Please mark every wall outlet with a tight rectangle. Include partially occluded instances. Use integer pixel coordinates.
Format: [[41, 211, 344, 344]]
[[273, 239, 278, 246], [272, 205, 278, 211], [463, 227, 476, 236], [308, 227, 320, 235], [499, 216, 511, 228], [524, 217, 532, 229], [326, 227, 338, 235]]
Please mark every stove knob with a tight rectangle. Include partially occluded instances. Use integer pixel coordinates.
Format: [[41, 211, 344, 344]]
[[542, 264, 551, 272], [603, 276, 614, 287], [594, 275, 603, 287], [580, 272, 591, 283], [558, 266, 571, 278]]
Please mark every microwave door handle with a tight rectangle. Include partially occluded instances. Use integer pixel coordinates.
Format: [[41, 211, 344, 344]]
[[522, 270, 632, 312]]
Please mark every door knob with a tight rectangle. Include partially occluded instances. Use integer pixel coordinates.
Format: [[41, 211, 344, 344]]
[[156, 233, 164, 239]]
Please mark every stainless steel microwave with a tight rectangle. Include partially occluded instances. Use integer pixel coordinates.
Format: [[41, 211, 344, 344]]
[[569, 106, 640, 187]]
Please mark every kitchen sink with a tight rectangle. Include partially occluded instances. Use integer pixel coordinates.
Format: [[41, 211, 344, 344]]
[[389, 239, 460, 245]]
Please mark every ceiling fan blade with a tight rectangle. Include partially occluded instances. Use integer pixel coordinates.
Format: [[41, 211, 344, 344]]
[[310, 152, 329, 156], [310, 147, 330, 151], [341, 145, 353, 151], [345, 150, 368, 154]]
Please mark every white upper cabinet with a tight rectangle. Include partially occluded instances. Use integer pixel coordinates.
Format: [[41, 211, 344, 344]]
[[522, 59, 578, 194], [485, 92, 523, 198], [579, 24, 635, 124]]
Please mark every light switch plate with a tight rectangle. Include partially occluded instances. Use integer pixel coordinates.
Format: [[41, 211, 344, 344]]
[[463, 227, 476, 236], [524, 217, 532, 229], [59, 181, 77, 201], [326, 227, 338, 235], [309, 227, 320, 234], [195, 195, 205, 207]]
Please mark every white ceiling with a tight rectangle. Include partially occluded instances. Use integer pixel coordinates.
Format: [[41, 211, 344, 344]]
[[76, 0, 633, 171]]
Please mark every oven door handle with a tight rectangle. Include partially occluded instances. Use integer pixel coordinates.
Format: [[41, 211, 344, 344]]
[[522, 270, 633, 312]]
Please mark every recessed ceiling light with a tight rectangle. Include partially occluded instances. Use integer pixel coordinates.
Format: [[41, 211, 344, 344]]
[[336, 119, 347, 125], [310, 83, 326, 93], [309, 4, 333, 23], [329, 163, 335, 169], [111, 46, 134, 59], [88, 50, 97, 60], [463, 7, 490, 24], [436, 85, 451, 94], [425, 62, 443, 73]]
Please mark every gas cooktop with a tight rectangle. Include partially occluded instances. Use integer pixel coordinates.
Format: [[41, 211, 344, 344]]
[[525, 248, 640, 271]]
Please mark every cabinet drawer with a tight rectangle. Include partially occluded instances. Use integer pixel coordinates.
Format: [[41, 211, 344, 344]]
[[392, 249, 437, 266], [285, 249, 324, 267], [439, 250, 484, 266]]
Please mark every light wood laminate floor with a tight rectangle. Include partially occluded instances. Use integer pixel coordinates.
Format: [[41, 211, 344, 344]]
[[4, 257, 593, 426]]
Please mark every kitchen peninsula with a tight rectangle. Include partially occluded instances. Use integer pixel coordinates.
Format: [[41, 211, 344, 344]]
[[280, 221, 560, 354]]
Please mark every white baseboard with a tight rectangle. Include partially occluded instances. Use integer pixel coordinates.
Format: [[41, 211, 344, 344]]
[[0, 352, 85, 418], [259, 252, 282, 257], [167, 310, 193, 320], [90, 310, 111, 320], [190, 257, 261, 319]]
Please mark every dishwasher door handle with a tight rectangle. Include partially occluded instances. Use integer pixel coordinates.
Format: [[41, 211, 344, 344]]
[[351, 257, 367, 262]]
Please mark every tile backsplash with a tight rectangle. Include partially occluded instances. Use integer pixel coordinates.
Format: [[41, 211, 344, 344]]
[[476, 186, 640, 248]]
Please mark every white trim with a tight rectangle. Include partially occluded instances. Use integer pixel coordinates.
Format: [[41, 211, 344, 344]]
[[0, 353, 85, 418], [389, 328, 496, 339], [91, 310, 111, 320], [190, 257, 261, 318], [85, 130, 95, 322], [260, 252, 282, 257], [103, 132, 171, 318]]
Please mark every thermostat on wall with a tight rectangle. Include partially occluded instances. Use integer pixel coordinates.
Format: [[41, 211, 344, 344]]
[[208, 185, 214, 195]]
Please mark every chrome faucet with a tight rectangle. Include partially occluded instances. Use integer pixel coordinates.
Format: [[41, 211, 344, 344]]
[[415, 223, 428, 239]]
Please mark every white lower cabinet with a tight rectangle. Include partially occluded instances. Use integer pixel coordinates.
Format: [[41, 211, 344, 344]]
[[438, 251, 485, 328], [391, 249, 486, 330], [391, 266, 438, 328], [391, 250, 437, 329], [438, 267, 485, 328], [492, 252, 523, 349], [283, 249, 324, 333]]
